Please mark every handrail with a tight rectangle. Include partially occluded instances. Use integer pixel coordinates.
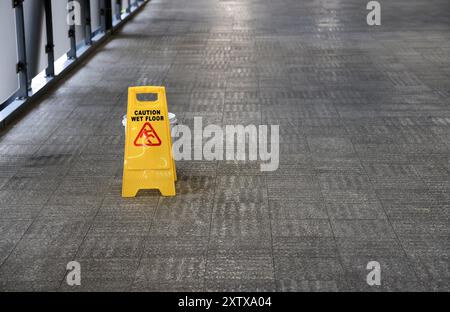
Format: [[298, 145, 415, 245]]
[[0, 0, 149, 129]]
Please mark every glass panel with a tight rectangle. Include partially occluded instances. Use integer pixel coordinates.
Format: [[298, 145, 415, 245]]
[[51, 0, 70, 61], [0, 3, 19, 103], [90, 0, 101, 33]]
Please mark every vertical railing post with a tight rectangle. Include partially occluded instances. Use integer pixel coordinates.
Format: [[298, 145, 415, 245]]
[[100, 0, 106, 33], [100, 0, 113, 33], [115, 0, 122, 21], [44, 0, 55, 77], [84, 0, 92, 45], [13, 0, 29, 99], [67, 0, 77, 59], [126, 0, 131, 13]]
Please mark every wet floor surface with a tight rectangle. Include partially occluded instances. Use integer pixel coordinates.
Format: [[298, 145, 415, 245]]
[[0, 0, 449, 291]]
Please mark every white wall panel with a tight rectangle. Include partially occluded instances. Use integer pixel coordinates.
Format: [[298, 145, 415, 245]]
[[0, 3, 19, 103]]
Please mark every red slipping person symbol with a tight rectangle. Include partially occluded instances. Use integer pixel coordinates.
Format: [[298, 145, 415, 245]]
[[133, 122, 162, 147]]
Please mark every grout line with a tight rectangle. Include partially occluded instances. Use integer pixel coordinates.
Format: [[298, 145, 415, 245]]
[[358, 161, 430, 290], [333, 85, 429, 290], [129, 193, 162, 292], [304, 129, 352, 292], [201, 87, 224, 292], [56, 180, 113, 290]]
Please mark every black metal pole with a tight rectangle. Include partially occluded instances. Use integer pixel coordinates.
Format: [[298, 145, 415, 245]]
[[84, 0, 92, 45], [106, 0, 113, 30], [44, 0, 55, 77], [13, 0, 29, 98], [67, 0, 77, 59], [115, 0, 122, 21], [126, 0, 131, 13], [100, 0, 113, 33], [100, 0, 106, 33]]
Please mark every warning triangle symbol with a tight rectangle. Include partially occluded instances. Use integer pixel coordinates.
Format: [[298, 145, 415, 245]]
[[134, 122, 162, 147]]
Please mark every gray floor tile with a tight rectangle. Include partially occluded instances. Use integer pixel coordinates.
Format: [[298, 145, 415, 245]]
[[143, 236, 208, 257], [341, 256, 422, 289], [0, 256, 69, 282], [274, 257, 345, 282], [9, 236, 83, 259], [23, 217, 92, 240], [211, 201, 270, 238], [336, 238, 406, 258], [399, 235, 450, 258], [271, 219, 333, 237], [63, 259, 140, 287], [270, 200, 328, 219], [88, 220, 149, 236], [0, 280, 61, 292], [132, 256, 205, 291], [77, 235, 145, 259], [273, 237, 338, 258], [276, 278, 344, 292], [206, 254, 274, 281], [326, 202, 387, 219], [205, 278, 275, 292]]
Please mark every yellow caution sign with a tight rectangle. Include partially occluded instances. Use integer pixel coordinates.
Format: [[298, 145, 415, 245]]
[[122, 86, 176, 197]]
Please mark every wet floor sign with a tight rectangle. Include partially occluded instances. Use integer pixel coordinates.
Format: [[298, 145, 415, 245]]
[[122, 86, 176, 197]]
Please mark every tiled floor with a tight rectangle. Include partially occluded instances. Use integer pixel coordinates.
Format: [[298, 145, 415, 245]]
[[1, 0, 450, 291]]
